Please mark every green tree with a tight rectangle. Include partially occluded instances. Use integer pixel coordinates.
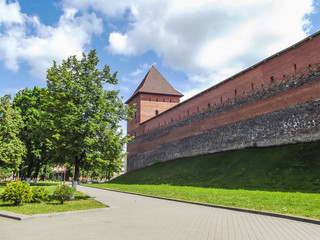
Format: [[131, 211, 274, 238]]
[[0, 95, 26, 171], [13, 87, 50, 181], [0, 166, 11, 180], [43, 50, 134, 188]]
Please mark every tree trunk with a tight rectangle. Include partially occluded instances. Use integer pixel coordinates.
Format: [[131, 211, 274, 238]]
[[33, 160, 40, 185], [73, 156, 80, 190], [26, 155, 35, 179]]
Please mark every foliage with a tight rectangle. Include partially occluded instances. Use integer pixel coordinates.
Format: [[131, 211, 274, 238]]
[[0, 167, 11, 180], [0, 181, 33, 205], [0, 95, 26, 171], [43, 50, 134, 184], [31, 186, 49, 203], [0, 182, 106, 215], [13, 87, 50, 179], [52, 184, 74, 204]]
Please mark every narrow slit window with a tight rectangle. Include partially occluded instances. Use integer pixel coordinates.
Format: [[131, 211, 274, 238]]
[[294, 64, 297, 72], [155, 110, 159, 116]]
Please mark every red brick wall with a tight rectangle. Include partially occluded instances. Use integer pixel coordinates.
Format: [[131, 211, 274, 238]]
[[128, 79, 320, 157], [127, 93, 181, 136], [127, 33, 320, 159], [135, 34, 320, 134]]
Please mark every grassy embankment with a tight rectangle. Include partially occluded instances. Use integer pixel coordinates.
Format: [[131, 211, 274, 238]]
[[89, 141, 320, 219], [0, 182, 106, 215]]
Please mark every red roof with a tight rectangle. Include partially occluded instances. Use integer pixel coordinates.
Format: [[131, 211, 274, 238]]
[[126, 66, 183, 103]]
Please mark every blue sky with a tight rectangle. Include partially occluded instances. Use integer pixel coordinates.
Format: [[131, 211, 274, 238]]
[[1, 0, 320, 108]]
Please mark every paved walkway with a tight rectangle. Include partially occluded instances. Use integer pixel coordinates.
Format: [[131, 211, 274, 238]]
[[1, 185, 320, 240]]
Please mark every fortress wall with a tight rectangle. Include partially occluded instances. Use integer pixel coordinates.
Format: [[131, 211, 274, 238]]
[[128, 71, 320, 158], [126, 33, 320, 172], [126, 95, 142, 137], [128, 98, 320, 172], [127, 93, 181, 136], [138, 35, 320, 135]]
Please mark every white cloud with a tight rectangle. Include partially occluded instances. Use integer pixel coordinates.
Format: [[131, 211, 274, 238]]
[[129, 63, 150, 76], [122, 63, 154, 84], [0, 0, 24, 24], [0, 0, 315, 90], [65, 0, 313, 91], [0, 1, 103, 80]]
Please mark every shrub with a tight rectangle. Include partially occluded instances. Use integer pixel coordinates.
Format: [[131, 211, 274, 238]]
[[53, 184, 74, 204], [0, 181, 33, 206], [31, 187, 49, 203]]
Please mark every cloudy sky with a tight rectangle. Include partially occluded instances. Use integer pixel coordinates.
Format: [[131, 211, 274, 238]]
[[1, 0, 319, 103]]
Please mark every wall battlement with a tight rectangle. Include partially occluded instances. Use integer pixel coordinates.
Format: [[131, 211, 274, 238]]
[[126, 32, 320, 172], [130, 64, 320, 145]]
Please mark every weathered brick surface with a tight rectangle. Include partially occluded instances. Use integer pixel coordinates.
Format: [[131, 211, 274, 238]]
[[126, 32, 320, 172], [128, 99, 320, 171]]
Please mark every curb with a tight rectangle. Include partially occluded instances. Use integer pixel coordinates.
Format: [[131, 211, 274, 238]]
[[0, 207, 108, 221], [82, 185, 320, 225]]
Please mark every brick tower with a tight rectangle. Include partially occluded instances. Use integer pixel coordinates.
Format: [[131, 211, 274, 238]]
[[126, 66, 183, 137]]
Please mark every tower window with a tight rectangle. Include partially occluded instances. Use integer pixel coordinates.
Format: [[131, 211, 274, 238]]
[[155, 110, 159, 116], [234, 89, 237, 96], [294, 64, 297, 72]]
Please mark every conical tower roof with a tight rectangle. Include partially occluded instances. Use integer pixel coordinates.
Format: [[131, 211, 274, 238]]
[[125, 66, 183, 103]]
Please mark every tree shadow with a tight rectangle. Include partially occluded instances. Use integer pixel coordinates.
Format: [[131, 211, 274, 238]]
[[46, 202, 61, 205], [0, 182, 8, 187], [0, 203, 15, 207], [30, 182, 60, 186], [74, 195, 90, 200]]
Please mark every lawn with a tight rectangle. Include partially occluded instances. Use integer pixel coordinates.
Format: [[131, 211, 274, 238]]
[[0, 182, 106, 215], [102, 141, 320, 220], [87, 183, 320, 220]]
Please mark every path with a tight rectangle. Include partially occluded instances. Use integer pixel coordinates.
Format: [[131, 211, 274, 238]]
[[0, 185, 320, 240]]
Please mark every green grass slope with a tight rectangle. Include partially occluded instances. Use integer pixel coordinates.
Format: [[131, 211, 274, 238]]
[[113, 141, 320, 193]]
